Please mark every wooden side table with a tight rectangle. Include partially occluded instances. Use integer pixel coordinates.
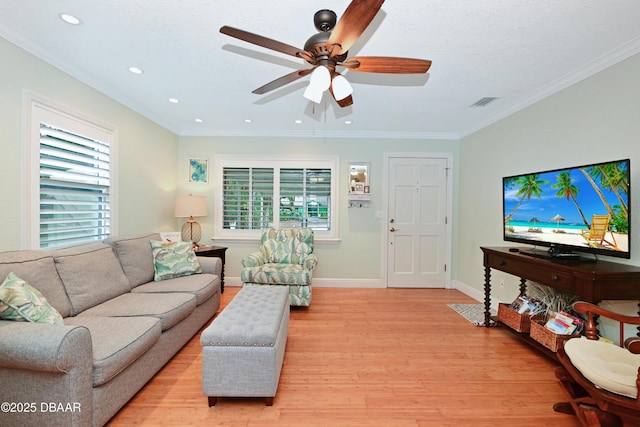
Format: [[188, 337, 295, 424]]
[[195, 245, 227, 293]]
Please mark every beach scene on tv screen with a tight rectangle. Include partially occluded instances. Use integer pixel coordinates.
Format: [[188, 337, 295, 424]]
[[504, 160, 629, 254]]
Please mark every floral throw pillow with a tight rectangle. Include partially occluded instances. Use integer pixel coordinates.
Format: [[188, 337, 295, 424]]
[[150, 240, 202, 281], [0, 272, 64, 325]]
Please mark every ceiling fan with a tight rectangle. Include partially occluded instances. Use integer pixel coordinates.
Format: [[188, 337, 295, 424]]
[[220, 0, 432, 108]]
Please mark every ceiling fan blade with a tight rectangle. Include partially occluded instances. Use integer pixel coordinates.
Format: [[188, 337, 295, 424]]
[[220, 26, 306, 59], [327, 0, 385, 57], [252, 69, 313, 95], [343, 56, 432, 74]]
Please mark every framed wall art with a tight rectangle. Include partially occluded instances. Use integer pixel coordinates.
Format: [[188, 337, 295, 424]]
[[188, 158, 209, 183], [348, 162, 369, 194]]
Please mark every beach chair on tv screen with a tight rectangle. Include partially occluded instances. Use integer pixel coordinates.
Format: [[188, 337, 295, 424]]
[[581, 214, 618, 249]]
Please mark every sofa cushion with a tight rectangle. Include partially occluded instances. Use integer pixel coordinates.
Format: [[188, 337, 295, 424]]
[[131, 273, 219, 305], [260, 228, 314, 264], [241, 263, 312, 285], [77, 292, 196, 331], [65, 316, 162, 387], [0, 251, 72, 318], [53, 243, 131, 316], [105, 233, 160, 288], [150, 240, 202, 281], [0, 272, 64, 325]]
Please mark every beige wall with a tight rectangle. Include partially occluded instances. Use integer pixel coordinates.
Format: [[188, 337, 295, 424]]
[[0, 37, 179, 251], [178, 136, 459, 282], [457, 53, 640, 302]]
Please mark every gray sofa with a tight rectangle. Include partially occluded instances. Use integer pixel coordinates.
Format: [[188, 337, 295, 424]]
[[0, 233, 221, 427]]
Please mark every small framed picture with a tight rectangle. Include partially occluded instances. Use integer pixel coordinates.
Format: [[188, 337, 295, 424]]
[[364, 185, 370, 194], [354, 183, 364, 193], [188, 158, 208, 183]]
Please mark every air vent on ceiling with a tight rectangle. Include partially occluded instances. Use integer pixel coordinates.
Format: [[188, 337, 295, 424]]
[[470, 97, 499, 107]]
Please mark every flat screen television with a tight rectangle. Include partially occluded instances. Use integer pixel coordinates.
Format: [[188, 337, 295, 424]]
[[503, 159, 630, 260]]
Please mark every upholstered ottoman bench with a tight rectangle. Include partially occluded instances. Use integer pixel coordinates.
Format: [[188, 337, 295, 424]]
[[200, 285, 290, 406]]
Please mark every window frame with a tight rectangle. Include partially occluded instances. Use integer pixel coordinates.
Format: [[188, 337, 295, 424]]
[[25, 93, 118, 249], [214, 155, 340, 242]]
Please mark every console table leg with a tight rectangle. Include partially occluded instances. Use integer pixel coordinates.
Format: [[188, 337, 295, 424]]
[[484, 266, 492, 327]]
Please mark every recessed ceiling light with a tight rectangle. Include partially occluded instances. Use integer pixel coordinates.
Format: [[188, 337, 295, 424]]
[[60, 14, 81, 25], [168, 98, 179, 104], [194, 118, 203, 123], [244, 119, 252, 123], [344, 120, 353, 125], [294, 120, 303, 124], [128, 66, 143, 75]]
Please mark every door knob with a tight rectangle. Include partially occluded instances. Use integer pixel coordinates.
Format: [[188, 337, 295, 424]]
[[390, 227, 398, 232]]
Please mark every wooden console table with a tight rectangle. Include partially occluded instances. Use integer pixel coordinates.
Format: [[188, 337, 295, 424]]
[[481, 246, 640, 329]]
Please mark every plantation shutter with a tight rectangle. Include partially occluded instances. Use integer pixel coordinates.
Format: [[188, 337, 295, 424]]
[[222, 167, 274, 230], [39, 123, 111, 248], [280, 168, 331, 230]]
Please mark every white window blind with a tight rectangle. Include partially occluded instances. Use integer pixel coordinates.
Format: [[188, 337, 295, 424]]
[[222, 167, 274, 230], [38, 123, 111, 248], [280, 168, 331, 230], [217, 156, 338, 240]]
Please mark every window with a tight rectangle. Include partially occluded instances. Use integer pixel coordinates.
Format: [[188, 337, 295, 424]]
[[27, 96, 117, 249], [216, 156, 338, 241]]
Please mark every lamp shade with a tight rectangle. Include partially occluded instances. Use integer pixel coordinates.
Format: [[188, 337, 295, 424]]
[[331, 74, 353, 101], [174, 195, 207, 218], [303, 65, 331, 104]]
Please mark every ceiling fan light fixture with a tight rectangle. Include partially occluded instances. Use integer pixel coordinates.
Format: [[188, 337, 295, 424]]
[[311, 65, 331, 91], [303, 84, 324, 104], [304, 66, 331, 103], [331, 75, 353, 101]]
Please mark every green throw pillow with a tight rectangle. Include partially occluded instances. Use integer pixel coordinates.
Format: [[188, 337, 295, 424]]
[[0, 272, 64, 325], [150, 240, 202, 281]]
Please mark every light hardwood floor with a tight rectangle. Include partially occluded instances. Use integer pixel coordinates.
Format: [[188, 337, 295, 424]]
[[108, 287, 581, 426]]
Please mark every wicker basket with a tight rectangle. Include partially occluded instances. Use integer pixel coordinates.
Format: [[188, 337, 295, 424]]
[[497, 303, 541, 333], [529, 320, 580, 352]]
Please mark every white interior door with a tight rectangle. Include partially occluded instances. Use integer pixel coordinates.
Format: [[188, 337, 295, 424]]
[[387, 156, 449, 288]]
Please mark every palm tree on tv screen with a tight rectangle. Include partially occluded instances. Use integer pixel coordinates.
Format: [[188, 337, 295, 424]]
[[581, 162, 629, 231], [551, 171, 589, 227], [505, 174, 549, 222]]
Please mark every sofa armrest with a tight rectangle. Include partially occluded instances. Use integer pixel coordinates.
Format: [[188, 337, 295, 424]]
[[0, 321, 92, 372], [304, 254, 318, 270], [198, 256, 222, 276], [242, 251, 267, 267], [0, 321, 94, 427]]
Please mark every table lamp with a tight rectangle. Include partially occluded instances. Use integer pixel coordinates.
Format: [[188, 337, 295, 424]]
[[174, 194, 208, 247]]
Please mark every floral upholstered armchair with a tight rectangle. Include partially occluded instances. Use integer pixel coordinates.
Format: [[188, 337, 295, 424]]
[[241, 228, 318, 306]]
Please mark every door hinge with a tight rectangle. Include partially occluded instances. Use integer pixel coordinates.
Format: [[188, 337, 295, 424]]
[[444, 264, 447, 272]]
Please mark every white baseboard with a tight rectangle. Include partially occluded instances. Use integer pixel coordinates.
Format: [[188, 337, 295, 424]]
[[452, 279, 501, 311], [312, 278, 385, 288], [225, 277, 384, 288]]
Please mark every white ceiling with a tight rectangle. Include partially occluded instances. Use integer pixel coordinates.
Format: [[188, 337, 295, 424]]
[[2, 1, 640, 139]]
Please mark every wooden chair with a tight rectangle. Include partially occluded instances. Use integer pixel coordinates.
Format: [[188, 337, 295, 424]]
[[554, 301, 640, 426], [581, 214, 619, 249]]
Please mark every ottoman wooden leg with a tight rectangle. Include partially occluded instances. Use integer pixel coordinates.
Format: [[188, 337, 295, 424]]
[[265, 397, 274, 406], [208, 396, 217, 407]]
